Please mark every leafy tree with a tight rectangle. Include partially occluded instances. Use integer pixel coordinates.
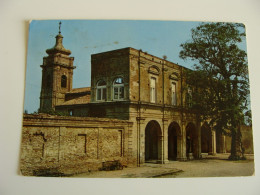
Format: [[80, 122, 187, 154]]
[[244, 110, 252, 126], [179, 22, 250, 160]]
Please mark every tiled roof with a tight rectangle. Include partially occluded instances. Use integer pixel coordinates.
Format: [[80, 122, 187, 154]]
[[60, 94, 91, 106], [66, 87, 91, 94]]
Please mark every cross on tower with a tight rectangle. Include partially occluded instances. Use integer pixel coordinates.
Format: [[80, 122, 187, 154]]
[[59, 21, 62, 34]]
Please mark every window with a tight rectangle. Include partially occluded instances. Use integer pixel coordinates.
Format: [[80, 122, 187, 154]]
[[187, 87, 192, 108], [113, 77, 124, 100], [69, 109, 73, 116], [150, 77, 156, 103], [96, 80, 107, 101], [61, 75, 67, 88], [172, 82, 177, 105]]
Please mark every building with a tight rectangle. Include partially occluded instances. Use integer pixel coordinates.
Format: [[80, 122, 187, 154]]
[[20, 26, 252, 176]]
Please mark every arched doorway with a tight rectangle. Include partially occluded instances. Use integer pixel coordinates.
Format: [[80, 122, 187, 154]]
[[145, 120, 162, 162], [186, 122, 198, 159], [168, 122, 181, 160], [201, 123, 212, 154]]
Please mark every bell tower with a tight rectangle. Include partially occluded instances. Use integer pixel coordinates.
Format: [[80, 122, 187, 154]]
[[39, 22, 75, 112]]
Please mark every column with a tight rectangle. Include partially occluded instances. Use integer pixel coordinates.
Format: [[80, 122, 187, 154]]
[[222, 135, 226, 153], [178, 122, 187, 161], [162, 118, 169, 164], [209, 130, 216, 155], [136, 116, 145, 165], [196, 122, 202, 159], [157, 135, 164, 164]]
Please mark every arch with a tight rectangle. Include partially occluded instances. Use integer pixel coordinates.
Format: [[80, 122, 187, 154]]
[[201, 123, 212, 154], [148, 65, 160, 75], [169, 72, 179, 81], [113, 77, 124, 100], [97, 80, 106, 86], [168, 122, 181, 160], [61, 75, 67, 88], [186, 122, 199, 159], [145, 120, 162, 162], [96, 80, 107, 101]]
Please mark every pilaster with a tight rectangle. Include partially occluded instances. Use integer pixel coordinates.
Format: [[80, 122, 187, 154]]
[[178, 122, 187, 161], [196, 121, 202, 159], [136, 116, 145, 165], [162, 118, 169, 164]]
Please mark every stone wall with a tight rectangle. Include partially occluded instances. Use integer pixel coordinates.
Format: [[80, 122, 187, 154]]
[[20, 114, 133, 176]]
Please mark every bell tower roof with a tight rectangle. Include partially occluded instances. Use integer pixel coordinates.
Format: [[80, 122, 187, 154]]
[[46, 22, 71, 55]]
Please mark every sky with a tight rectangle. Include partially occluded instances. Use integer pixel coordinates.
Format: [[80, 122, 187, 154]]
[[24, 20, 247, 113]]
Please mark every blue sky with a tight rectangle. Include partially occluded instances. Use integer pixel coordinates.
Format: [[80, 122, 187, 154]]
[[24, 20, 247, 113]]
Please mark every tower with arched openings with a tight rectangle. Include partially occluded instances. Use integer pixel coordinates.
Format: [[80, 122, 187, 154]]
[[39, 23, 75, 112]]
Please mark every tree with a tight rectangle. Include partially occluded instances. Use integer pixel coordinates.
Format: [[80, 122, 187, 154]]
[[179, 22, 250, 160]]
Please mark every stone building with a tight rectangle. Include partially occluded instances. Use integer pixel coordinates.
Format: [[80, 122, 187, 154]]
[[20, 27, 253, 175]]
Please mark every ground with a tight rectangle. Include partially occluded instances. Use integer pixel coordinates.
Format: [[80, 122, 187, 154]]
[[70, 154, 254, 178]]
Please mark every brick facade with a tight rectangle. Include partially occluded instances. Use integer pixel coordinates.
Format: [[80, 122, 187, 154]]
[[20, 114, 133, 176]]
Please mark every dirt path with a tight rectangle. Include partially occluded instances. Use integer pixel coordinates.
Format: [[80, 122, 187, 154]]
[[70, 154, 254, 178], [157, 159, 254, 178]]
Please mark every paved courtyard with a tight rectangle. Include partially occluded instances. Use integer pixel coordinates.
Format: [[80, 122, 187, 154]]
[[71, 154, 254, 178]]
